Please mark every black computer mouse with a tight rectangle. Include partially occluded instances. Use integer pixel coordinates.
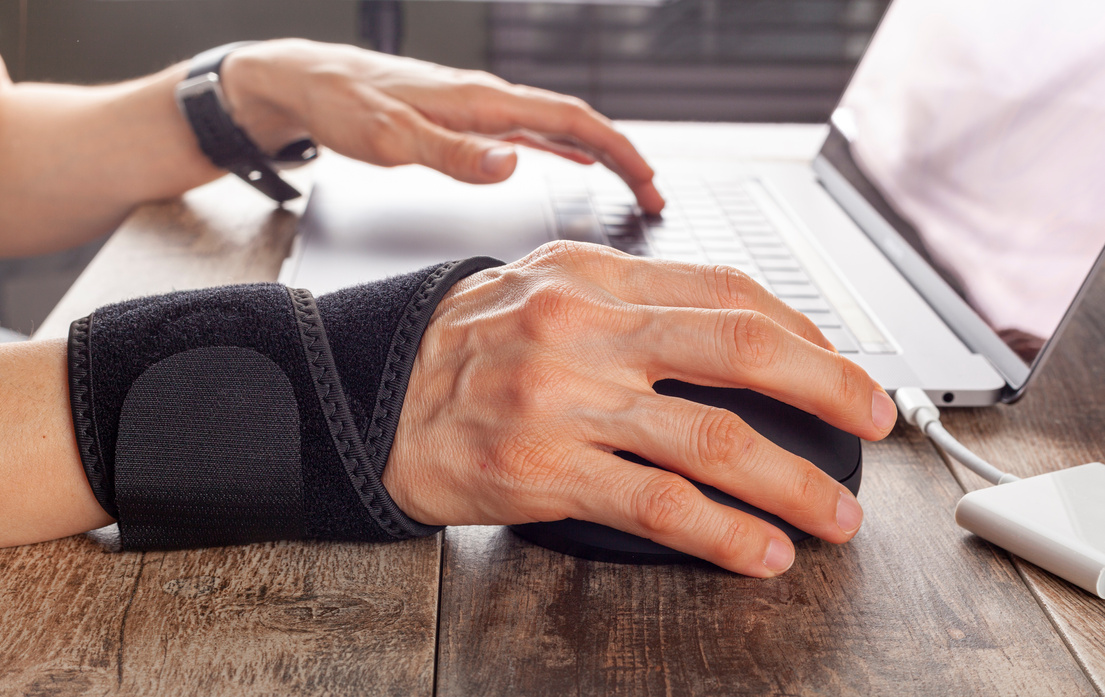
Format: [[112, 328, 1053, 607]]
[[510, 380, 863, 564]]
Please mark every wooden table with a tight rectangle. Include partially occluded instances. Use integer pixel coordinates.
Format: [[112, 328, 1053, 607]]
[[3, 126, 1104, 696]]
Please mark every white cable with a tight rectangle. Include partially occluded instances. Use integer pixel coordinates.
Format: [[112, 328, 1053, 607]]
[[893, 387, 1020, 486]]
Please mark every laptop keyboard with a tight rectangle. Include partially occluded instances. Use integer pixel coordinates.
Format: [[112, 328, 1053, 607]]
[[550, 174, 889, 355]]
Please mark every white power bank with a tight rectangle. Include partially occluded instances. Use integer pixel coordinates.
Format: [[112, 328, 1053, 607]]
[[955, 462, 1105, 598]]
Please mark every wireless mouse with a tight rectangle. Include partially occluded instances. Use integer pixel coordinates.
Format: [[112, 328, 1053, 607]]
[[510, 380, 863, 564]]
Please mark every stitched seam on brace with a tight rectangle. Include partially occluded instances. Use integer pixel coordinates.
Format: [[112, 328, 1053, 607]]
[[363, 261, 459, 476], [68, 313, 116, 518], [359, 257, 499, 486], [288, 287, 407, 539]]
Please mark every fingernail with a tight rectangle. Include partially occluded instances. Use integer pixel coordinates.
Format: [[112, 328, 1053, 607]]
[[836, 491, 863, 534], [871, 390, 897, 431], [763, 539, 794, 574], [481, 146, 515, 176]]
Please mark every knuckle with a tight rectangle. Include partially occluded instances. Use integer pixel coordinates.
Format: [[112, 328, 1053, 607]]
[[469, 69, 508, 88], [695, 410, 755, 473], [373, 104, 417, 134], [440, 137, 474, 174], [714, 518, 755, 562], [786, 464, 827, 517], [553, 95, 597, 130], [561, 94, 592, 113], [364, 108, 419, 166], [489, 431, 561, 490], [526, 239, 595, 269], [456, 74, 503, 102], [831, 357, 867, 409], [799, 315, 827, 344], [729, 310, 780, 371], [636, 474, 695, 538], [710, 265, 760, 308], [519, 281, 579, 338]]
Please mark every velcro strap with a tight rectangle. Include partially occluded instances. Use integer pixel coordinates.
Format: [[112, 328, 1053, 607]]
[[115, 346, 303, 549]]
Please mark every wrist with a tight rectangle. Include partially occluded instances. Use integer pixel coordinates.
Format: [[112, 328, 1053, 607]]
[[219, 40, 313, 154]]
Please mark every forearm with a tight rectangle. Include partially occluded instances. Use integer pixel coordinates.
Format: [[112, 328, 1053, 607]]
[[0, 340, 114, 546], [0, 64, 222, 256]]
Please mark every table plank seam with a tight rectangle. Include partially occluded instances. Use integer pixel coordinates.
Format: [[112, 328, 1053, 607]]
[[432, 534, 446, 697], [1015, 558, 1105, 697], [116, 551, 147, 689], [926, 436, 1103, 696]]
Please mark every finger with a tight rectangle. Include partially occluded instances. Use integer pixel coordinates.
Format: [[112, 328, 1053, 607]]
[[498, 131, 598, 165], [568, 451, 797, 577], [328, 91, 522, 184], [609, 392, 863, 543], [468, 86, 666, 214], [610, 258, 833, 351], [537, 245, 831, 351], [632, 306, 896, 440], [412, 118, 520, 184]]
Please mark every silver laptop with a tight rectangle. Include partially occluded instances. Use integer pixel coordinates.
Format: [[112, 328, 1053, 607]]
[[281, 0, 1105, 407]]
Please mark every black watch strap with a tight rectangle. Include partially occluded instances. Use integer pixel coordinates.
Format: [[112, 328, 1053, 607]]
[[176, 42, 318, 203]]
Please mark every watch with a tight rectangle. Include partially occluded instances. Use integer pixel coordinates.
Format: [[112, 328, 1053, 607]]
[[175, 42, 318, 203]]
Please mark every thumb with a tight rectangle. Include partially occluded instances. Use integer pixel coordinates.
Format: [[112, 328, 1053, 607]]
[[414, 121, 518, 184]]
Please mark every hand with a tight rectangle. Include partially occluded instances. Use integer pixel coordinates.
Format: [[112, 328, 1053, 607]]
[[220, 40, 665, 214], [383, 242, 898, 577]]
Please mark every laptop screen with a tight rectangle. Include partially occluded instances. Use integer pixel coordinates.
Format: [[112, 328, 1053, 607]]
[[820, 0, 1105, 374]]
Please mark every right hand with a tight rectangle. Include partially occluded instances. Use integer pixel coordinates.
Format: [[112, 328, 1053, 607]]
[[383, 242, 898, 577]]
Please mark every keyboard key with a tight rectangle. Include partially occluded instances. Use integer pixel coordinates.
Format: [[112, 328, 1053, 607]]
[[821, 327, 860, 353], [772, 282, 821, 298], [691, 225, 738, 240], [557, 213, 604, 244], [748, 244, 792, 258], [733, 225, 777, 236], [708, 249, 755, 265], [756, 257, 802, 271], [764, 270, 810, 285], [659, 250, 707, 263], [728, 265, 762, 278], [802, 310, 842, 328], [648, 228, 693, 244], [554, 199, 592, 216], [687, 218, 729, 230], [609, 239, 652, 256], [735, 229, 779, 242], [653, 240, 701, 256], [605, 227, 645, 243], [647, 221, 691, 234], [699, 236, 743, 253], [784, 296, 831, 312], [726, 210, 768, 222], [600, 213, 638, 227], [719, 201, 759, 213]]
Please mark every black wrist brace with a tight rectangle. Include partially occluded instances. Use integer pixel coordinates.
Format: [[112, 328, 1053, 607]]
[[67, 257, 500, 550]]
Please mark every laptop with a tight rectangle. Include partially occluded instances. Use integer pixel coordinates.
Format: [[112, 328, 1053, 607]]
[[280, 0, 1105, 407]]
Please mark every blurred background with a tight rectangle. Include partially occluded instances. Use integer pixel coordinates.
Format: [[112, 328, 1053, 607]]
[[0, 0, 888, 336]]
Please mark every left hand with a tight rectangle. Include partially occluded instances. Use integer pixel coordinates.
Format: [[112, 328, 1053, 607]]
[[219, 39, 665, 214]]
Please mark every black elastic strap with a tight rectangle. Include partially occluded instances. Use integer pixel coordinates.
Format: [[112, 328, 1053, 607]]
[[178, 42, 317, 203]]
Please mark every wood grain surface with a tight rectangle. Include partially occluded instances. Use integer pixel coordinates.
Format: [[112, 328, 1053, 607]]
[[436, 427, 1097, 696], [1, 172, 444, 696], [940, 263, 1105, 695]]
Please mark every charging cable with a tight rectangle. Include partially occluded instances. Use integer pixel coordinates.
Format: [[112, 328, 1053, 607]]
[[894, 388, 1105, 598], [893, 387, 1020, 486]]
